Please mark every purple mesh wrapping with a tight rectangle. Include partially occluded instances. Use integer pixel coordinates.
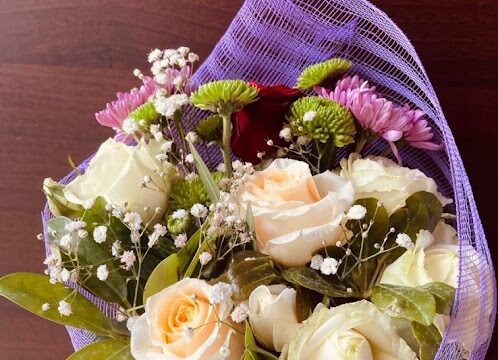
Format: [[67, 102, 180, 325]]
[[42, 0, 496, 358]]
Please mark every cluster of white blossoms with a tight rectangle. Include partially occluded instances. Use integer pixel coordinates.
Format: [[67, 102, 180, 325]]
[[207, 192, 251, 247], [122, 117, 140, 135], [120, 250, 137, 270], [93, 225, 107, 244], [346, 204, 367, 220], [230, 303, 250, 323], [174, 233, 188, 248], [148, 47, 199, 77], [190, 203, 208, 219], [210, 282, 233, 304], [310, 254, 340, 276], [123, 212, 142, 232], [96, 264, 109, 281], [59, 220, 87, 249], [199, 251, 213, 265], [395, 233, 415, 249], [225, 160, 254, 194], [147, 223, 168, 248], [43, 261, 77, 285], [153, 92, 189, 119]]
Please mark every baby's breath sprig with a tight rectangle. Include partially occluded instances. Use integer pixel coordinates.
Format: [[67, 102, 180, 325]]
[[190, 80, 259, 176]]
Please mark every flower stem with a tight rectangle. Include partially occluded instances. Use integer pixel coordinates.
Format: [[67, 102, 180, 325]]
[[221, 113, 233, 176], [317, 139, 335, 173], [355, 132, 370, 154]]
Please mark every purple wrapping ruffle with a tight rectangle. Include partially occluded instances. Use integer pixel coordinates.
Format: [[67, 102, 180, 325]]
[[42, 0, 496, 358]]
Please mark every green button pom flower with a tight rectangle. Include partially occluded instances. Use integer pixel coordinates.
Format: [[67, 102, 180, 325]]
[[287, 96, 356, 146], [167, 212, 193, 236], [195, 115, 223, 144], [129, 101, 161, 127], [296, 58, 352, 90], [169, 172, 225, 211], [190, 80, 259, 115]]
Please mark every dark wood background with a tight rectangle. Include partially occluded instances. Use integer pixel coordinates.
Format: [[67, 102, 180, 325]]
[[0, 0, 496, 358]]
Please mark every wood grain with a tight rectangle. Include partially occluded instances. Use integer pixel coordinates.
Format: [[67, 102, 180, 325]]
[[0, 1, 496, 358]]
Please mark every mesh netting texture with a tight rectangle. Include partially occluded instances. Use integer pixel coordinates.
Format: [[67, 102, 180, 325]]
[[42, 0, 496, 358]]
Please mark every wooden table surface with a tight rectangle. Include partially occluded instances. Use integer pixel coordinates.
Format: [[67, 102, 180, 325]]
[[0, 1, 496, 358]]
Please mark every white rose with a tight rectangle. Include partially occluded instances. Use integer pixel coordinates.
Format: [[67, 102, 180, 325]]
[[380, 222, 459, 289], [282, 300, 417, 360], [238, 158, 354, 266], [339, 153, 451, 214], [63, 138, 177, 225], [247, 285, 299, 352], [381, 221, 493, 353], [130, 278, 243, 360]]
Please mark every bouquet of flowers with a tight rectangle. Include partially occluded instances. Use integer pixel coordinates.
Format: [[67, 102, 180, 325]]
[[0, 1, 495, 360]]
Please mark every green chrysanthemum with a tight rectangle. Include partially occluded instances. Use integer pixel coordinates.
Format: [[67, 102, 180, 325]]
[[129, 101, 161, 127], [287, 96, 356, 146], [296, 58, 352, 90], [169, 172, 225, 211], [190, 80, 259, 115], [195, 115, 223, 143], [167, 213, 193, 235]]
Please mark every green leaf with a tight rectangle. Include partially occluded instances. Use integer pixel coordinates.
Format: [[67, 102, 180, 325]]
[[223, 251, 279, 301], [412, 322, 442, 360], [245, 202, 258, 251], [0, 273, 120, 337], [282, 267, 354, 298], [188, 141, 220, 202], [244, 321, 279, 360], [419, 282, 455, 315], [47, 216, 79, 251], [67, 339, 132, 360], [372, 284, 435, 326], [244, 321, 259, 360], [177, 227, 203, 270], [183, 234, 216, 279], [43, 177, 84, 218], [389, 192, 443, 241], [81, 197, 129, 240], [76, 236, 128, 304], [295, 286, 312, 323], [143, 254, 180, 304], [47, 216, 128, 304], [383, 191, 443, 264]]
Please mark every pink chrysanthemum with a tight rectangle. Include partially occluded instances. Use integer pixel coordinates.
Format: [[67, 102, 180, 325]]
[[402, 106, 443, 151], [95, 77, 157, 144], [321, 77, 411, 149], [319, 76, 441, 162], [317, 75, 373, 107]]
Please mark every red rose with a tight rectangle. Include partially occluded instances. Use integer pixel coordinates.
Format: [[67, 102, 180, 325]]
[[231, 82, 302, 163]]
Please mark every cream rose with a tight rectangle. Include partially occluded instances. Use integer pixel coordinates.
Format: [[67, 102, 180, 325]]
[[339, 153, 451, 214], [282, 300, 417, 360], [238, 158, 354, 266], [247, 285, 299, 352], [381, 221, 494, 353], [380, 222, 459, 288], [62, 138, 177, 225], [130, 278, 243, 360]]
